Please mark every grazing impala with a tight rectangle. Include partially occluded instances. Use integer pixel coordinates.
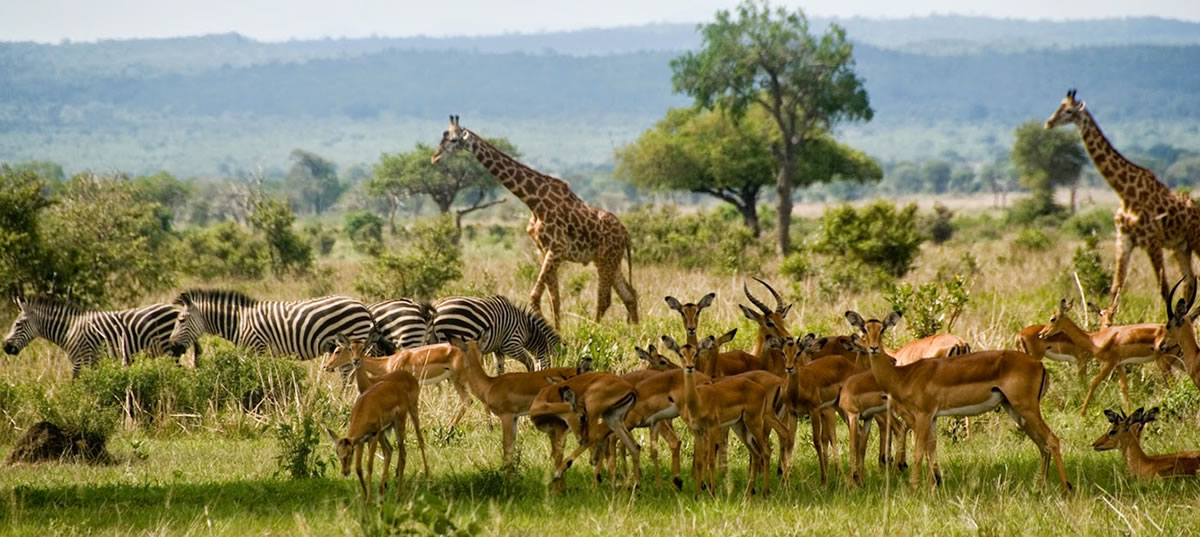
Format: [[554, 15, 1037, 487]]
[[323, 336, 475, 431], [324, 366, 430, 501], [530, 372, 641, 489], [1094, 407, 1200, 478], [1038, 299, 1173, 414], [447, 337, 586, 465], [846, 310, 1071, 491]]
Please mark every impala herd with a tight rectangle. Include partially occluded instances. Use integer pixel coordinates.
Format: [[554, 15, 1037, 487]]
[[321, 278, 1200, 500]]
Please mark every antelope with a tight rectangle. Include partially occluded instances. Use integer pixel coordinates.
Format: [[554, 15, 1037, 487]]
[[617, 345, 684, 487], [673, 338, 774, 497], [323, 336, 474, 431], [324, 367, 430, 501], [776, 334, 860, 486], [621, 366, 714, 490], [665, 292, 715, 346], [837, 371, 913, 486], [1094, 407, 1200, 478], [529, 373, 641, 489], [447, 336, 585, 464], [846, 310, 1071, 491], [1162, 277, 1200, 390], [1016, 322, 1092, 386], [738, 278, 793, 357], [1038, 299, 1174, 415]]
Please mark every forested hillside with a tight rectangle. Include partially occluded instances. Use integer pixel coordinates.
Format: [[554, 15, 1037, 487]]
[[2, 17, 1199, 177]]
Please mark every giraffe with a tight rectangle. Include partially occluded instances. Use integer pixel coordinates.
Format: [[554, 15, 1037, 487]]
[[1046, 89, 1200, 325], [431, 115, 638, 328]]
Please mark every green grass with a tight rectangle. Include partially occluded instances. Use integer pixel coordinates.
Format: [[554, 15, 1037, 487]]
[[4, 207, 1200, 535]]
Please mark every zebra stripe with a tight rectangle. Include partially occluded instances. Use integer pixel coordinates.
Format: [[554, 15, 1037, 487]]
[[169, 289, 374, 360], [369, 299, 436, 349], [3, 297, 181, 377], [430, 295, 560, 371]]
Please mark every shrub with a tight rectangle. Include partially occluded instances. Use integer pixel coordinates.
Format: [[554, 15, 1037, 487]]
[[248, 197, 312, 275], [178, 222, 270, 280], [812, 201, 925, 278], [303, 222, 337, 256], [1063, 207, 1114, 239], [925, 203, 955, 244], [344, 210, 384, 255], [1006, 197, 1067, 228], [1012, 228, 1053, 251], [779, 250, 813, 281], [274, 412, 329, 479], [623, 204, 763, 273], [884, 276, 970, 339], [357, 491, 483, 537], [355, 217, 462, 300], [31, 379, 120, 443], [1067, 234, 1112, 299]]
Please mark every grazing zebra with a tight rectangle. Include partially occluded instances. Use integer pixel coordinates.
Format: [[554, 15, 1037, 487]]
[[167, 289, 376, 360], [368, 299, 437, 349], [431, 295, 560, 372], [3, 296, 184, 377]]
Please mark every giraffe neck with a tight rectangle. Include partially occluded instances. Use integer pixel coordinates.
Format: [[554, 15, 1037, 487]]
[[1076, 110, 1160, 203], [465, 132, 556, 214]]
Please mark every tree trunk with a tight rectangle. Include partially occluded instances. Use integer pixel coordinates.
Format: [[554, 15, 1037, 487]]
[[1070, 181, 1078, 213], [386, 197, 398, 235], [776, 151, 795, 255], [435, 198, 453, 214], [740, 203, 761, 238]]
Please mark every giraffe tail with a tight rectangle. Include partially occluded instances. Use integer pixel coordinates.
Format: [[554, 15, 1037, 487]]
[[626, 240, 634, 287]]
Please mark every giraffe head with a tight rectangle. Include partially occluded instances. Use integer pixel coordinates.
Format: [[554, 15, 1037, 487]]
[[431, 115, 474, 164], [1044, 89, 1086, 129]]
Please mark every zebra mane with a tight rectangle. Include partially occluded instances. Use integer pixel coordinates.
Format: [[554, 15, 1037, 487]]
[[18, 295, 86, 315], [173, 288, 258, 308], [499, 296, 560, 346]]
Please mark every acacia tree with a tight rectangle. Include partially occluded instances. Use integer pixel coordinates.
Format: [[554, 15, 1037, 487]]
[[1011, 120, 1088, 213], [671, 0, 873, 254], [371, 139, 516, 235], [287, 149, 344, 214]]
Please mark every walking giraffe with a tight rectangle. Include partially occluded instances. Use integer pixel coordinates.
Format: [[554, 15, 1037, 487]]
[[1046, 89, 1200, 325], [431, 115, 638, 328]]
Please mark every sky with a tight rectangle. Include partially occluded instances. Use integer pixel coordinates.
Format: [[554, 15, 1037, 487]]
[[2, 0, 1198, 43]]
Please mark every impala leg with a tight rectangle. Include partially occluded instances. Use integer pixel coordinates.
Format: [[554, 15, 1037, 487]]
[[657, 422, 683, 490], [810, 410, 827, 486], [355, 441, 368, 499], [500, 413, 517, 466], [874, 414, 889, 468], [926, 418, 941, 488], [909, 415, 931, 490], [1116, 366, 1132, 413], [447, 379, 472, 432], [364, 436, 378, 502], [1081, 360, 1117, 416], [895, 418, 910, 472], [1005, 398, 1071, 492], [410, 400, 429, 479], [377, 431, 393, 498], [822, 407, 840, 477]]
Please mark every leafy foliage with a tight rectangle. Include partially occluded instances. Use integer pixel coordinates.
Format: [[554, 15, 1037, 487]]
[[884, 276, 970, 339], [621, 204, 763, 273], [0, 165, 54, 298], [1011, 120, 1087, 214], [372, 139, 516, 215], [1012, 228, 1053, 251], [355, 218, 462, 300], [344, 210, 385, 255], [274, 412, 329, 479], [248, 197, 313, 275], [812, 201, 925, 278], [287, 149, 344, 215], [178, 222, 270, 280], [1067, 234, 1112, 299]]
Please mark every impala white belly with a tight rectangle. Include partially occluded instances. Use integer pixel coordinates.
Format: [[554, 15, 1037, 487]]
[[646, 403, 679, 425], [1119, 355, 1156, 366], [935, 390, 1004, 418], [1043, 350, 1080, 364], [413, 368, 453, 385], [860, 403, 889, 420]]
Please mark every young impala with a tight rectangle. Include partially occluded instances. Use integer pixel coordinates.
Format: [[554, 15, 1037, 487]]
[[1094, 407, 1200, 478]]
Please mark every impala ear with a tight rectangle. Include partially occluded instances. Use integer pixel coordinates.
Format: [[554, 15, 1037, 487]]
[[324, 425, 340, 444], [698, 292, 716, 310], [661, 335, 680, 355], [739, 304, 761, 322], [1103, 409, 1121, 424], [766, 336, 782, 350], [634, 347, 650, 362], [883, 312, 902, 331], [1130, 407, 1145, 423], [1142, 407, 1160, 423], [779, 303, 793, 318], [718, 329, 737, 345], [699, 336, 715, 351], [560, 386, 578, 411], [845, 311, 866, 332], [664, 296, 683, 312]]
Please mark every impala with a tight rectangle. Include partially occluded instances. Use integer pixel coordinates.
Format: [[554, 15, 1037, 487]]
[[1016, 322, 1092, 386], [1094, 407, 1200, 478], [846, 310, 1071, 491], [1038, 299, 1174, 414], [324, 366, 430, 501], [447, 336, 585, 464], [1162, 277, 1200, 390], [837, 371, 913, 486], [777, 334, 860, 486], [323, 336, 474, 431], [665, 292, 715, 345], [530, 372, 641, 489]]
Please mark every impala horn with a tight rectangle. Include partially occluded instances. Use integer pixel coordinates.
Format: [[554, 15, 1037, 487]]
[[752, 277, 787, 314], [743, 281, 772, 315]]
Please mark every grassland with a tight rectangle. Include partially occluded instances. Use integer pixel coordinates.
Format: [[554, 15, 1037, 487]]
[[3, 199, 1200, 536]]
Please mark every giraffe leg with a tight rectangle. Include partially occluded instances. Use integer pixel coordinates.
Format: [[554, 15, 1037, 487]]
[[612, 269, 639, 325], [595, 262, 615, 323], [530, 251, 562, 329], [1143, 237, 1169, 304], [1106, 230, 1135, 322], [1173, 246, 1197, 307]]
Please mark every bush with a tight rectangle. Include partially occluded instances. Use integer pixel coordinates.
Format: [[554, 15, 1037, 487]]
[[1067, 234, 1112, 299], [1012, 228, 1053, 251], [248, 197, 312, 275], [1006, 197, 1067, 228], [1063, 207, 1114, 239], [812, 201, 925, 278], [884, 275, 970, 339], [178, 222, 270, 280], [623, 204, 763, 273], [779, 250, 813, 281], [357, 491, 483, 537], [303, 223, 337, 256], [356, 217, 462, 300], [925, 203, 955, 244], [274, 412, 330, 479], [31, 379, 120, 443], [344, 210, 384, 255]]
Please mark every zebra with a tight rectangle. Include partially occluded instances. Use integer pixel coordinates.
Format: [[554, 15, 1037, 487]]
[[430, 295, 560, 372], [3, 296, 184, 377], [368, 298, 437, 350], [167, 289, 377, 360]]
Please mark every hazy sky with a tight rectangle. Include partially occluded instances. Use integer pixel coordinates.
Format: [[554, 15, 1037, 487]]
[[3, 0, 1198, 43]]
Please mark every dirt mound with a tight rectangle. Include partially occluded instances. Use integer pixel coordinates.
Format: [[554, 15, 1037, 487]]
[[7, 421, 111, 464]]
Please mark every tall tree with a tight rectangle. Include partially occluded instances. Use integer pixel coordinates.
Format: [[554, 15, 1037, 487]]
[[1011, 120, 1088, 212], [287, 149, 343, 214], [371, 139, 516, 234], [671, 0, 873, 254]]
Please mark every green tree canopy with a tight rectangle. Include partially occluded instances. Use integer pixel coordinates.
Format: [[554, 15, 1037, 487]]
[[287, 149, 344, 215], [1012, 120, 1088, 212], [671, 0, 873, 254]]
